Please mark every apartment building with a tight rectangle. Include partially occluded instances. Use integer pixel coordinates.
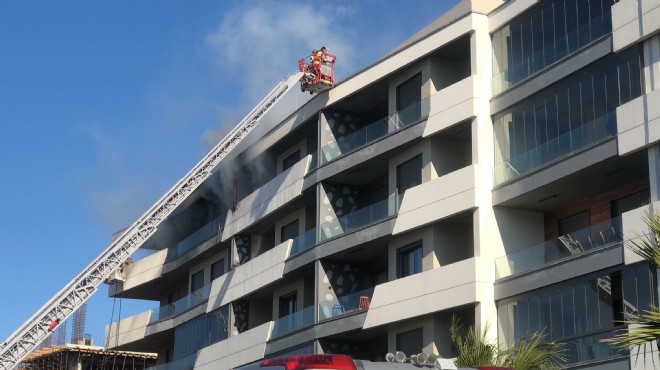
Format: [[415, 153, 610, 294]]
[[104, 0, 660, 369]]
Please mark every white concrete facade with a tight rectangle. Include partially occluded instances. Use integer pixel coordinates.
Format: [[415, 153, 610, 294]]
[[103, 1, 660, 369]]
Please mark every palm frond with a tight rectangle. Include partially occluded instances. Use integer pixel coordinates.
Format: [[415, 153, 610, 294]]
[[602, 305, 660, 350], [450, 315, 498, 367], [502, 332, 566, 370]]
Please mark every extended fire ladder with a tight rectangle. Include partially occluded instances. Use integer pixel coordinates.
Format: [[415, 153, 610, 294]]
[[0, 71, 304, 370]]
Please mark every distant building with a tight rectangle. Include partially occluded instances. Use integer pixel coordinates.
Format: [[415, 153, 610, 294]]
[[20, 344, 156, 370], [104, 0, 660, 369]]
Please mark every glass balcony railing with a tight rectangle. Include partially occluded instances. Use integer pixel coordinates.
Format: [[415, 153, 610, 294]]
[[495, 217, 622, 279], [492, 11, 612, 95], [494, 111, 615, 185], [166, 216, 223, 262], [319, 288, 374, 321], [145, 353, 196, 370], [319, 194, 400, 241], [149, 304, 175, 323], [560, 330, 624, 365], [148, 283, 212, 324], [320, 97, 430, 164], [271, 306, 314, 338], [289, 228, 317, 256]]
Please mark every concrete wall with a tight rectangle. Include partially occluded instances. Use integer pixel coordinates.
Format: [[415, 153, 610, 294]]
[[612, 0, 660, 52], [119, 249, 168, 291], [617, 82, 660, 155], [393, 165, 481, 234], [105, 310, 152, 349], [364, 257, 490, 329], [206, 240, 291, 311], [622, 201, 660, 264], [194, 322, 272, 370], [274, 207, 307, 245]]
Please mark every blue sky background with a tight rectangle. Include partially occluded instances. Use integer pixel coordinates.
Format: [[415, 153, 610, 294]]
[[0, 0, 459, 347]]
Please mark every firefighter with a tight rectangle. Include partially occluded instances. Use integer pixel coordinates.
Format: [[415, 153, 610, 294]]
[[47, 319, 60, 332]]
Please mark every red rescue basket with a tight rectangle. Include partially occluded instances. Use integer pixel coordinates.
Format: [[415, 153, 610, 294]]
[[299, 50, 336, 94]]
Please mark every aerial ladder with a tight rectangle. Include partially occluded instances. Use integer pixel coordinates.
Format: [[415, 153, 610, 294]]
[[0, 70, 307, 370]]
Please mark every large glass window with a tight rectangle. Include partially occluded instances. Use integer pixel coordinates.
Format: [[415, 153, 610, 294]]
[[211, 259, 225, 281], [498, 264, 656, 365], [282, 150, 301, 172], [398, 241, 423, 278], [492, 0, 617, 94], [396, 154, 422, 195], [397, 73, 422, 125], [279, 292, 297, 318], [190, 269, 204, 293], [280, 219, 300, 243], [494, 47, 643, 185], [173, 305, 229, 360]]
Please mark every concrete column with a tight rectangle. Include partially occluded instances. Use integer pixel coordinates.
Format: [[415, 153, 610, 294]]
[[649, 144, 660, 204]]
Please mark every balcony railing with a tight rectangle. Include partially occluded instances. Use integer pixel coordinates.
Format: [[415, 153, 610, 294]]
[[319, 194, 400, 241], [319, 288, 374, 321], [149, 283, 212, 324], [289, 228, 317, 256], [145, 353, 196, 370], [559, 330, 624, 365], [494, 111, 616, 185], [320, 96, 430, 164], [495, 217, 622, 279], [166, 216, 223, 262], [492, 10, 612, 95], [271, 306, 314, 338]]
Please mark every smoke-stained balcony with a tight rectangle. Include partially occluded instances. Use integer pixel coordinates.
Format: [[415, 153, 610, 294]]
[[222, 154, 314, 239]]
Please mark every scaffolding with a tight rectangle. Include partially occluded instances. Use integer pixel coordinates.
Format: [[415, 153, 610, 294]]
[[20, 344, 156, 370]]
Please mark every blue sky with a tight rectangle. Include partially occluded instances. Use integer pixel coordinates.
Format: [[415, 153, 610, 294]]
[[0, 0, 459, 347]]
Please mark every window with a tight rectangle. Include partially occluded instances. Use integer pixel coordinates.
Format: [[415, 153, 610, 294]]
[[398, 242, 423, 278], [190, 269, 204, 293], [397, 73, 422, 125], [279, 292, 297, 318], [280, 219, 299, 243], [282, 150, 301, 172], [396, 154, 422, 195], [396, 328, 423, 356], [211, 259, 225, 281]]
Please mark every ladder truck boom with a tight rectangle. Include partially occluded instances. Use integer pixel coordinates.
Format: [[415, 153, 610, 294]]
[[0, 71, 304, 370]]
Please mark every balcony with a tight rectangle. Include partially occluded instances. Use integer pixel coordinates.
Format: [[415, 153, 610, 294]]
[[166, 216, 223, 262], [494, 111, 616, 185], [319, 287, 374, 321], [223, 155, 313, 239], [195, 322, 271, 370], [495, 217, 623, 280], [105, 310, 153, 350], [492, 10, 612, 95], [320, 97, 430, 165], [363, 257, 490, 328], [288, 227, 317, 257], [207, 240, 291, 312], [319, 194, 399, 241], [270, 305, 315, 339], [146, 283, 211, 325]]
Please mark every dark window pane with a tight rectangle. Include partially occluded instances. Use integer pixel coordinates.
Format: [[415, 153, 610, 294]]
[[279, 292, 297, 318], [282, 150, 301, 172], [396, 328, 423, 356], [398, 242, 423, 278], [191, 269, 204, 293], [396, 155, 422, 194], [397, 73, 422, 124], [281, 219, 300, 242], [211, 259, 225, 281]]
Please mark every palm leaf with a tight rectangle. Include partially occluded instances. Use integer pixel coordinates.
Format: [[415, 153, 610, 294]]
[[603, 305, 660, 350]]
